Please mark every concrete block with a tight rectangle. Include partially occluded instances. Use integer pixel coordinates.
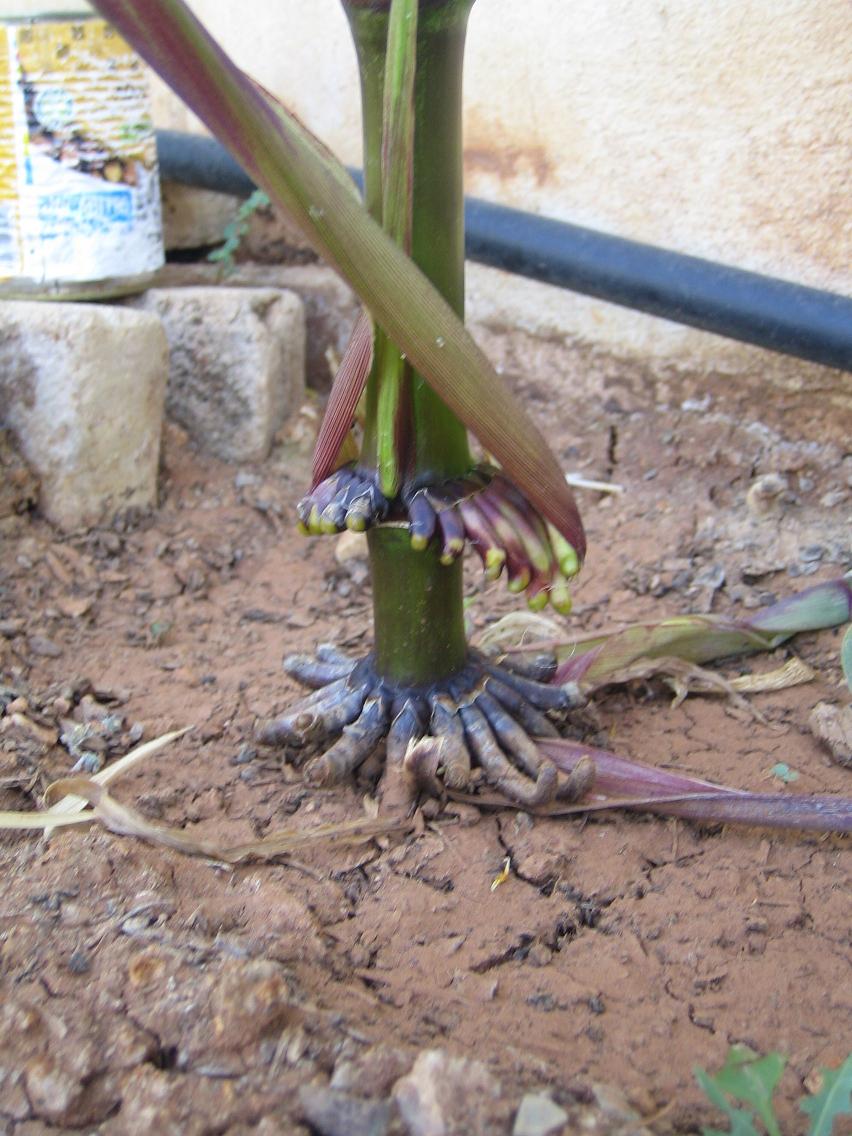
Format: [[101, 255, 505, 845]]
[[243, 198, 317, 265], [132, 287, 305, 462], [160, 181, 241, 252], [0, 302, 167, 530], [153, 262, 359, 391]]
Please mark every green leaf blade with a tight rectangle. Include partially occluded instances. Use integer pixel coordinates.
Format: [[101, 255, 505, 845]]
[[800, 1055, 852, 1136], [695, 1048, 785, 1136], [554, 578, 852, 684], [747, 575, 852, 635], [841, 624, 852, 693], [695, 1067, 761, 1136], [710, 1046, 785, 1136]]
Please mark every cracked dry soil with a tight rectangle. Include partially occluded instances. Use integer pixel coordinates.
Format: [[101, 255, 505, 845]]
[[1, 392, 850, 1135]]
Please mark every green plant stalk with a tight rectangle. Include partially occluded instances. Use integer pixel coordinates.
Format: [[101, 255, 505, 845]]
[[374, 340, 410, 498], [346, 0, 474, 683], [368, 526, 466, 684]]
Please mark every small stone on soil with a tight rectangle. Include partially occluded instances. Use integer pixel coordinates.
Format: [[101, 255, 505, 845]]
[[808, 701, 852, 768], [28, 634, 62, 658], [298, 1084, 394, 1136], [330, 1044, 414, 1098], [513, 1093, 569, 1136], [67, 949, 91, 975], [800, 544, 824, 562], [392, 1048, 505, 1136]]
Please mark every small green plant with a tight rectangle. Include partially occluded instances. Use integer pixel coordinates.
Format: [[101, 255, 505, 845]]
[[695, 1045, 852, 1136], [842, 624, 852, 691], [207, 187, 270, 274]]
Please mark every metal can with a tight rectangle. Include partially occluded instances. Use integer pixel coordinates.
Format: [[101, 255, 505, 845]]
[[0, 5, 164, 298]]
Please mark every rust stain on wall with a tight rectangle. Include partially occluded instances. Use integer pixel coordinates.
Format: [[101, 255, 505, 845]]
[[464, 140, 555, 188]]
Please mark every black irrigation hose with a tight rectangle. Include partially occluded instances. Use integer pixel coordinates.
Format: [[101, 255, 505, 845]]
[[156, 129, 852, 374]]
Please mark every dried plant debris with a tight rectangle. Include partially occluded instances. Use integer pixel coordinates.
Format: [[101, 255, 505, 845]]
[[809, 701, 852, 768], [43, 777, 412, 862], [2, 725, 412, 864], [0, 675, 142, 786], [0, 728, 190, 831]]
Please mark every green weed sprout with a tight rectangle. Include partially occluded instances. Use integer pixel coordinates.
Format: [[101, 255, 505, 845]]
[[695, 1046, 852, 1136], [208, 187, 270, 274]]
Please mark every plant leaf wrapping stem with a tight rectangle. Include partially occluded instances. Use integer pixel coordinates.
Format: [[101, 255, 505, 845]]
[[352, 0, 472, 487], [373, 0, 418, 496]]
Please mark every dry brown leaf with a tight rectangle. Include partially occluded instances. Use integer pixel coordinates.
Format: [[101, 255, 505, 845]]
[[808, 701, 852, 768], [46, 726, 194, 821], [56, 594, 94, 619], [594, 656, 766, 719], [44, 777, 413, 863], [729, 656, 815, 693]]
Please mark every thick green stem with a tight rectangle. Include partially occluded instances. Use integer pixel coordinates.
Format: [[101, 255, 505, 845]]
[[368, 526, 466, 684], [344, 0, 473, 684]]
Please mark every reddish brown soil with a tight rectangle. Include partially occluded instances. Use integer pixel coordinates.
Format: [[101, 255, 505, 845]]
[[1, 394, 850, 1135]]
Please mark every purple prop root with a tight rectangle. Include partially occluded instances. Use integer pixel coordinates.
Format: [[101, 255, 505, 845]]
[[258, 647, 585, 808]]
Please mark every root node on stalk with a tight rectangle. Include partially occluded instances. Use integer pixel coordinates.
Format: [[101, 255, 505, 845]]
[[297, 462, 581, 614], [258, 647, 586, 809]]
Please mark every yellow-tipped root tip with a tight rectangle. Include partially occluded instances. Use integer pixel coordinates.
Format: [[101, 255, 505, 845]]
[[440, 539, 464, 566], [484, 550, 506, 580], [559, 552, 580, 579], [549, 579, 573, 615], [507, 569, 531, 594], [546, 522, 580, 579], [306, 506, 326, 535]]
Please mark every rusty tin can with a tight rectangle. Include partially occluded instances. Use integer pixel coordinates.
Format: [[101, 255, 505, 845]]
[[0, 4, 163, 298]]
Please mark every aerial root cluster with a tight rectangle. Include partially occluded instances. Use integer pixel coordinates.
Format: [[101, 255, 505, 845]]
[[297, 463, 580, 614], [258, 645, 590, 807]]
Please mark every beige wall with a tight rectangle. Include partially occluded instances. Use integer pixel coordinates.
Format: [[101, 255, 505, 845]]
[[5, 1, 847, 418], [145, 0, 850, 294]]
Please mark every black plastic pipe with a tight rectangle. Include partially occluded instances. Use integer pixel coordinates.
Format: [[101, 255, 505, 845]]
[[156, 130, 852, 374]]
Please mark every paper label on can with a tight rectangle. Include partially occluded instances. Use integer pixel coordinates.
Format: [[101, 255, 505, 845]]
[[0, 17, 163, 285]]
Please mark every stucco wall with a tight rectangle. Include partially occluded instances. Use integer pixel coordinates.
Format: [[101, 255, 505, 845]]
[[4, 1, 848, 420], [142, 1, 851, 292]]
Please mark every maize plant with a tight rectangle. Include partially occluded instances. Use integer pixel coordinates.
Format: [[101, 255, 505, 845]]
[[93, 0, 852, 830], [95, 0, 594, 808]]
